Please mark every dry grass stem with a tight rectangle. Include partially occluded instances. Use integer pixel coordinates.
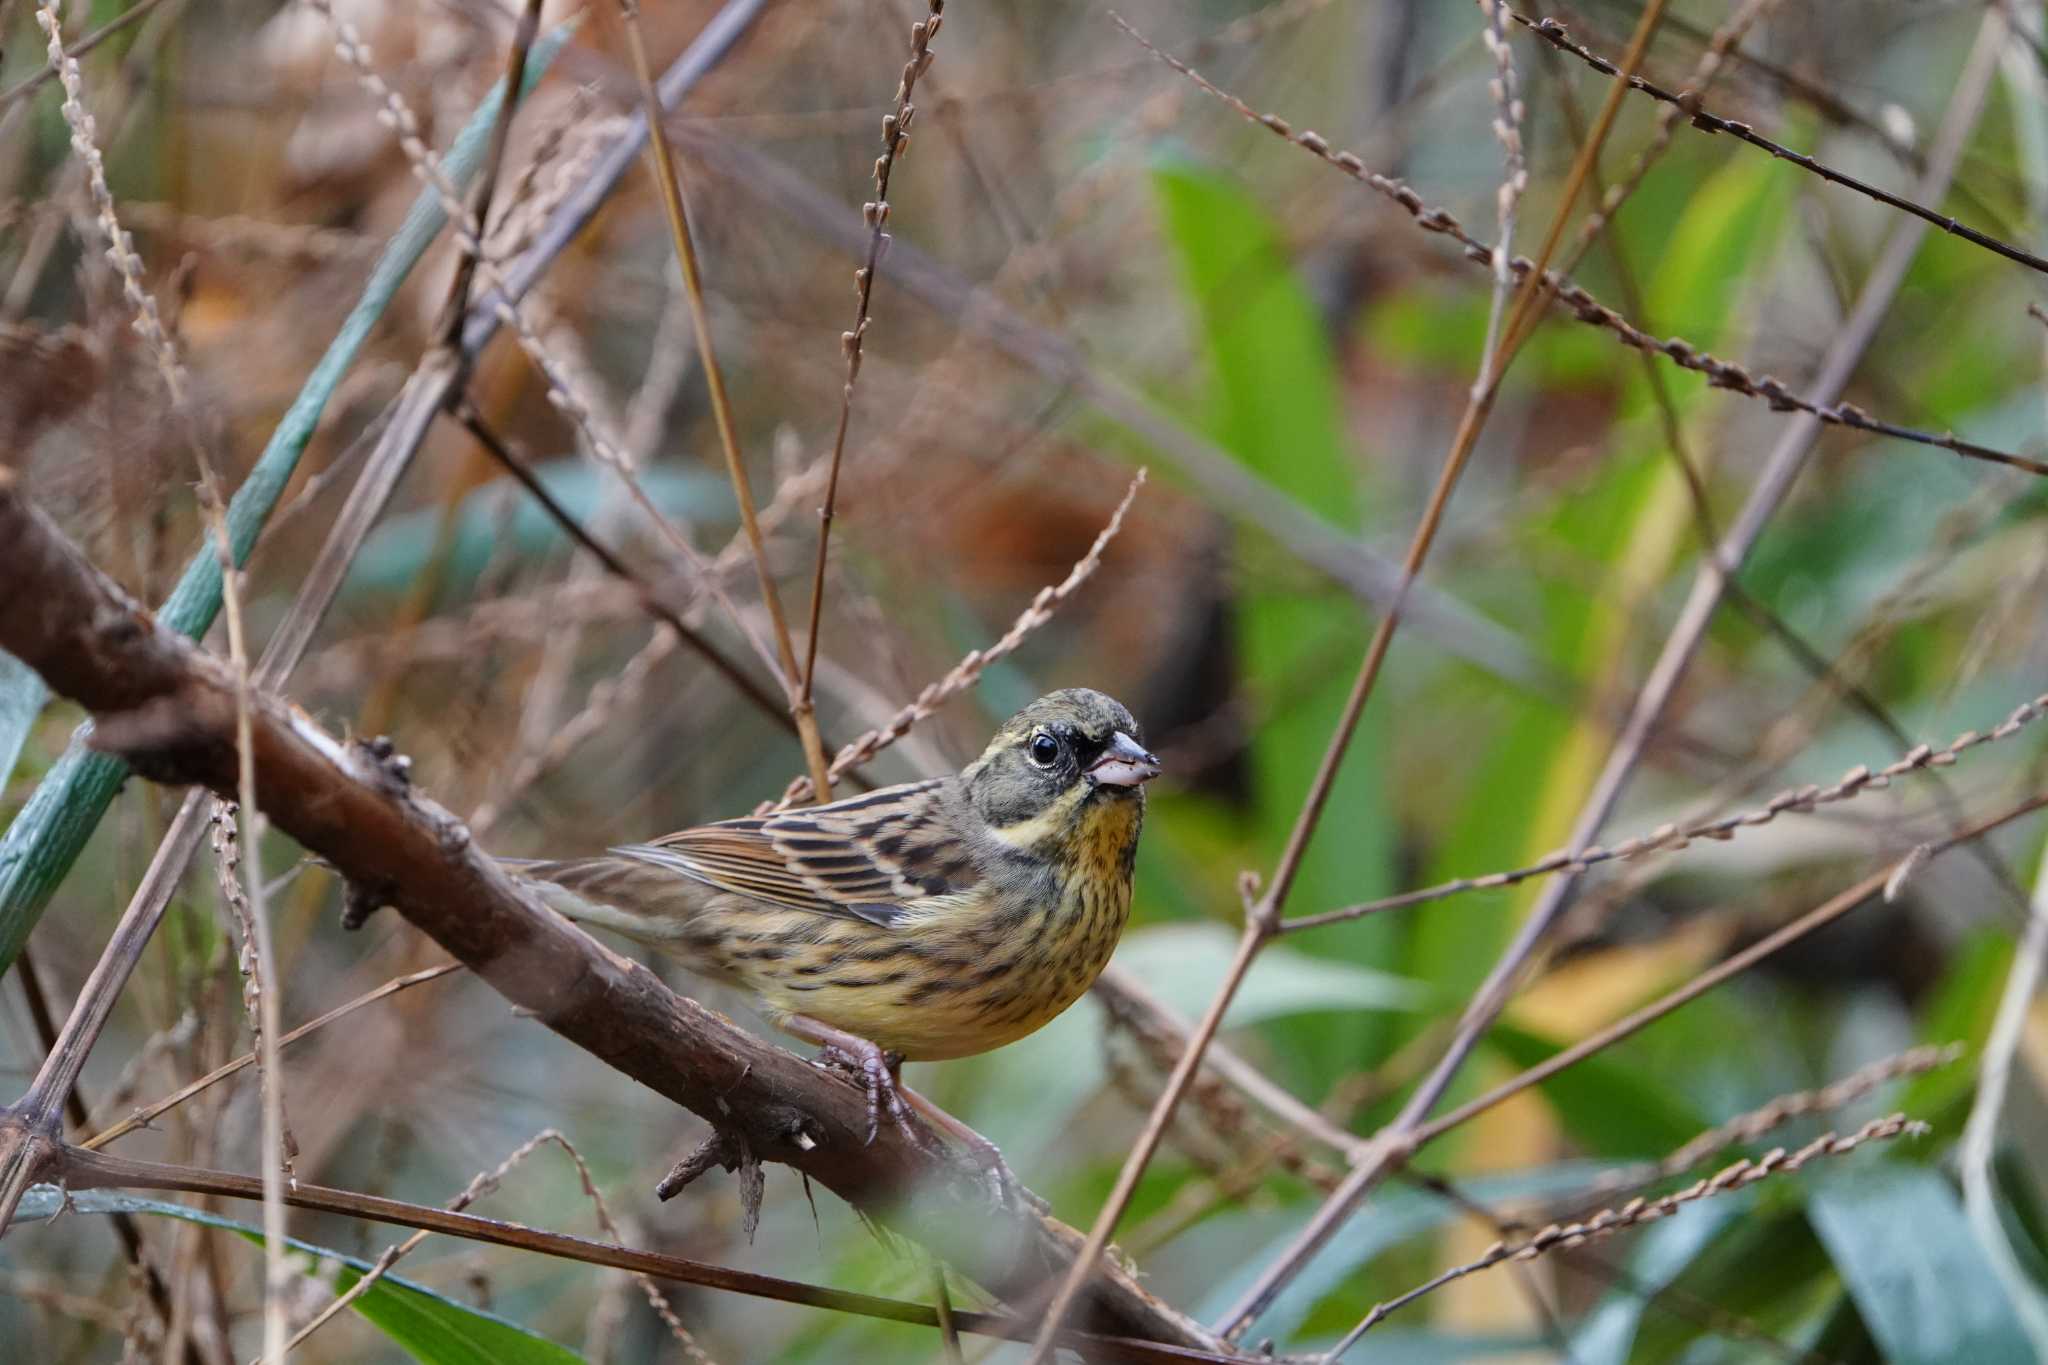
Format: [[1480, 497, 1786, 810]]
[[1472, 0, 1527, 391], [1511, 11, 2048, 278], [302, 0, 790, 708], [1326, 1115, 1926, 1357], [1286, 688, 2048, 932], [34, 0, 187, 404], [1567, 1043, 1962, 1212], [617, 0, 835, 799], [82, 965, 458, 1153], [1117, 16, 2048, 483], [799, 0, 946, 747], [1553, 0, 1785, 282], [775, 467, 1145, 807]]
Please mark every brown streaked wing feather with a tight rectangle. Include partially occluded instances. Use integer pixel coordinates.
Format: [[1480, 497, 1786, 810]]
[[611, 778, 979, 928]]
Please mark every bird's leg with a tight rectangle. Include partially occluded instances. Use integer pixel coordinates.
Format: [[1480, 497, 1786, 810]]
[[779, 1014, 935, 1154], [896, 1085, 1049, 1213]]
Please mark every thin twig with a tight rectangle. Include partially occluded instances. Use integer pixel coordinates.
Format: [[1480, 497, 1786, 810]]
[[1960, 838, 2048, 1350], [774, 468, 1145, 807], [615, 0, 835, 799], [0, 0, 172, 111], [436, 0, 545, 350], [83, 965, 462, 1152], [50, 1142, 1243, 1363], [1283, 689, 2048, 932], [1117, 14, 2048, 484], [1510, 9, 2048, 278], [1029, 10, 1673, 1358], [449, 402, 797, 736], [277, 1130, 719, 1365], [1564, 1044, 1962, 1212], [800, 0, 946, 770], [1325, 1116, 1925, 1357], [1216, 11, 2012, 1334]]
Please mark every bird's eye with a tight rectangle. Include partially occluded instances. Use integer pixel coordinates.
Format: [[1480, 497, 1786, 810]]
[[1028, 732, 1060, 767]]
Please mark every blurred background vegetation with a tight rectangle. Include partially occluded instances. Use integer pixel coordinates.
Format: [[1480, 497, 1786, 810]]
[[5, 0, 2048, 1360]]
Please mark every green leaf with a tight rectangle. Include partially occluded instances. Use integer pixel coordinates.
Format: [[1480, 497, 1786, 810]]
[[1152, 157, 1397, 1081], [17, 1187, 583, 1364], [1114, 921, 1424, 1026], [0, 24, 574, 974], [1487, 1022, 1708, 1161], [1807, 1166, 2036, 1365]]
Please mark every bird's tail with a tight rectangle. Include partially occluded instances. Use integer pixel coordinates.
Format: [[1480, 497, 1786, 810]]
[[499, 854, 707, 951]]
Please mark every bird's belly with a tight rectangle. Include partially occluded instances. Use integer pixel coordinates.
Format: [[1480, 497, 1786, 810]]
[[743, 891, 1129, 1061]]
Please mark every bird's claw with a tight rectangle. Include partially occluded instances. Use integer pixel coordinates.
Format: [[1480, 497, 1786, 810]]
[[813, 1041, 939, 1156], [963, 1136, 1047, 1213]]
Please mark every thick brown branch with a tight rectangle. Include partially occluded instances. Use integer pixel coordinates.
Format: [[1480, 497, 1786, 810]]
[[0, 468, 1227, 1356]]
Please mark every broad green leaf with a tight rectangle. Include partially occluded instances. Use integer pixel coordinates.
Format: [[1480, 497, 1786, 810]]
[[1407, 449, 1673, 1012], [1152, 158, 1396, 1080], [1486, 1022, 1708, 1161], [17, 1187, 583, 1365], [0, 25, 574, 973], [1807, 1166, 2035, 1365], [1406, 149, 1793, 1045]]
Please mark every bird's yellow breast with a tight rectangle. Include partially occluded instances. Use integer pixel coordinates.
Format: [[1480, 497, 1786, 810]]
[[730, 795, 1142, 1059]]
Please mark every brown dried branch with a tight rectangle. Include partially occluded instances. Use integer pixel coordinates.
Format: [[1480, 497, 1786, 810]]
[[283, 1129, 719, 1364], [47, 1143, 1245, 1363], [0, 468, 1230, 1356]]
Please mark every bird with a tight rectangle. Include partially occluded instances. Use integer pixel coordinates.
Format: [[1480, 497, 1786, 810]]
[[507, 688, 1160, 1192]]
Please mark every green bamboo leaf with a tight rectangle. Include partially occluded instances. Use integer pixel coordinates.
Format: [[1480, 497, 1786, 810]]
[[0, 25, 572, 973], [17, 1187, 583, 1364], [1152, 158, 1396, 1083], [1808, 1166, 2035, 1365], [1486, 1022, 1708, 1161]]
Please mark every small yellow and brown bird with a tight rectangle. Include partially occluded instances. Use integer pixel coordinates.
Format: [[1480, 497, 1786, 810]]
[[509, 688, 1160, 1179]]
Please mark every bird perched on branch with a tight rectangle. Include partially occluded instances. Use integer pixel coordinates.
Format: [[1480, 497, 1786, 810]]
[[509, 688, 1160, 1193]]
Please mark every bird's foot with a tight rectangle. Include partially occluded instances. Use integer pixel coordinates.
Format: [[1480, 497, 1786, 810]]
[[810, 1037, 941, 1157], [958, 1129, 1047, 1214]]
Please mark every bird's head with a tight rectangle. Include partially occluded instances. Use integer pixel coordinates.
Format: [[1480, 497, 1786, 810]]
[[962, 689, 1161, 856]]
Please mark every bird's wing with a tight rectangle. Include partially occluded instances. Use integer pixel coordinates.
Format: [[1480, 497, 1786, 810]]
[[610, 778, 981, 929]]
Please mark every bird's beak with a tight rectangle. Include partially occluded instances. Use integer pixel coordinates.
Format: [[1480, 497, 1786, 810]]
[[1089, 731, 1162, 788]]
